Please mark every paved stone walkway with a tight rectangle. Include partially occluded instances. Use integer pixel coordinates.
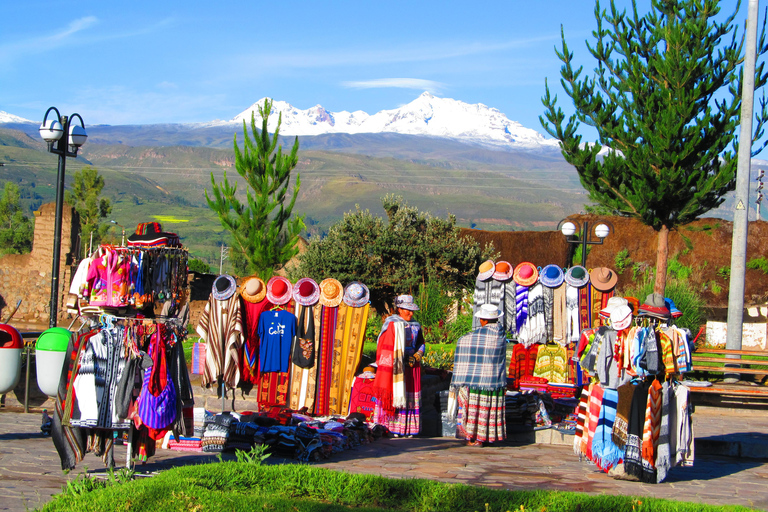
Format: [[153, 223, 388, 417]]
[[1, 407, 767, 511]]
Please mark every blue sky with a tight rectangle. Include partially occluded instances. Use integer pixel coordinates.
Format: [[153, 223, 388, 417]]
[[0, 0, 759, 142]]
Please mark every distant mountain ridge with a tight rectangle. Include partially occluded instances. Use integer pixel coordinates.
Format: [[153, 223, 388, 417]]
[[223, 92, 559, 151], [2, 93, 560, 152]]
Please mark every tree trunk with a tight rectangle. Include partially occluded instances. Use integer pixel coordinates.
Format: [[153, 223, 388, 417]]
[[653, 224, 670, 304]]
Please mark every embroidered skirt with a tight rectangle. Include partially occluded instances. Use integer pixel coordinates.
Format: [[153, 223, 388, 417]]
[[457, 386, 506, 443], [374, 363, 421, 436]]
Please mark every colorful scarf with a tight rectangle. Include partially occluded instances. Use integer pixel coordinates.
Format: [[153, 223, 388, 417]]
[[656, 381, 672, 483], [515, 284, 529, 334], [451, 323, 508, 390], [624, 381, 649, 481], [612, 381, 635, 448], [553, 284, 567, 345], [566, 284, 580, 344], [503, 282, 518, 335], [592, 388, 623, 471], [579, 285, 591, 331], [659, 330, 676, 373], [392, 323, 406, 408], [543, 285, 554, 342], [574, 385, 590, 456], [585, 382, 604, 460]]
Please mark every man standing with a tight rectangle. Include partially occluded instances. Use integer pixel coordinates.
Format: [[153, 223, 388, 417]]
[[451, 304, 508, 446]]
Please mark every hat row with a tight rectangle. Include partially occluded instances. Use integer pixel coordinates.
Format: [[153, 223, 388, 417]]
[[212, 275, 369, 308], [478, 259, 619, 291]]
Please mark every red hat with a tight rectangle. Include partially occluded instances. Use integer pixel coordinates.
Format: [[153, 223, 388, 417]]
[[266, 276, 293, 305], [513, 262, 538, 287]]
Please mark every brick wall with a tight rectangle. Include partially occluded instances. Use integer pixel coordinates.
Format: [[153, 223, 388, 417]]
[[0, 202, 78, 329]]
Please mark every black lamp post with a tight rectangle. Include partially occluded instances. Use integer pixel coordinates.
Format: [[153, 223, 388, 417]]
[[39, 107, 87, 328], [110, 220, 126, 246], [558, 219, 612, 267]]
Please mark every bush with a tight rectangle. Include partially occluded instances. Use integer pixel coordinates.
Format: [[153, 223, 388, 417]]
[[188, 257, 212, 274], [747, 257, 768, 274]]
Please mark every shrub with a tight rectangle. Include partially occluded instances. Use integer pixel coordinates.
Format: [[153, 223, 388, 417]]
[[188, 257, 212, 274], [747, 257, 768, 274], [614, 248, 632, 274]]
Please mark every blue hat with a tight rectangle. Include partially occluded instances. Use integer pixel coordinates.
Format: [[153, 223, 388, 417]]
[[665, 298, 682, 319], [539, 264, 565, 288]]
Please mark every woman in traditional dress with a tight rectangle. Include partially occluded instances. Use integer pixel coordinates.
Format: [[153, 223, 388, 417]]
[[372, 294, 425, 437], [451, 303, 508, 446]]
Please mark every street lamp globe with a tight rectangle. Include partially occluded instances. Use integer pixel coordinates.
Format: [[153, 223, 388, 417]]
[[560, 221, 577, 237], [594, 223, 610, 239], [39, 119, 64, 142], [68, 124, 88, 147]]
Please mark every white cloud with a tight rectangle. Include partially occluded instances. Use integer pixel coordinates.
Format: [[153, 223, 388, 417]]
[[0, 16, 98, 62], [342, 78, 444, 94], [157, 81, 179, 90]]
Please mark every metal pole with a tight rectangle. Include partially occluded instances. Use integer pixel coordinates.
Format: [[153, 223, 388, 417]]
[[24, 344, 31, 413], [49, 116, 69, 329], [580, 221, 589, 268], [725, 0, 760, 379]]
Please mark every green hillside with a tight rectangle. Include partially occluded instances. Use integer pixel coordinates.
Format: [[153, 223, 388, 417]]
[[1, 127, 589, 269]]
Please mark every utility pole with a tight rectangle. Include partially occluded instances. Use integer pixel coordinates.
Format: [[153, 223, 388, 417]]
[[725, 0, 760, 380]]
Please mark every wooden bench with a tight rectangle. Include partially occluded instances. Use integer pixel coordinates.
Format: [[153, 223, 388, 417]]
[[689, 348, 768, 403]]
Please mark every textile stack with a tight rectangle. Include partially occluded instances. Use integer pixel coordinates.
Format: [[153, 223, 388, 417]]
[[196, 275, 371, 418], [51, 222, 194, 470], [164, 408, 386, 462]]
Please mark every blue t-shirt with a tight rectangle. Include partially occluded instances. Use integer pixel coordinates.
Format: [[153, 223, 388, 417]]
[[257, 309, 297, 373]]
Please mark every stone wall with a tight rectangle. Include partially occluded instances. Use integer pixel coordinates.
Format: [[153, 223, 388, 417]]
[[0, 202, 78, 329]]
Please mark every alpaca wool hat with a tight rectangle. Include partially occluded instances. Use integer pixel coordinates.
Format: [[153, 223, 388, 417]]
[[565, 265, 590, 288], [240, 276, 267, 304], [319, 278, 344, 307], [493, 260, 514, 281], [610, 304, 633, 331], [665, 298, 683, 319], [639, 293, 671, 319], [590, 267, 618, 291], [513, 262, 539, 287], [343, 281, 370, 308], [477, 260, 496, 281], [212, 274, 237, 301], [292, 277, 320, 306], [394, 294, 420, 311], [539, 264, 565, 288], [475, 303, 504, 320], [266, 276, 293, 305]]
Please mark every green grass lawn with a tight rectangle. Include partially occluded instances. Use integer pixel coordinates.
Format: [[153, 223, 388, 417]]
[[41, 462, 757, 512]]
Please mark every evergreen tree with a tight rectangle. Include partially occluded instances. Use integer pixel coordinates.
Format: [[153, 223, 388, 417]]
[[541, 0, 768, 303], [292, 195, 491, 313], [206, 99, 304, 279], [0, 182, 33, 255], [65, 167, 112, 251]]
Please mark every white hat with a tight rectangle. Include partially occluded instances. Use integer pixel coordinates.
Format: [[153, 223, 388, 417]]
[[610, 305, 633, 331], [475, 303, 504, 320]]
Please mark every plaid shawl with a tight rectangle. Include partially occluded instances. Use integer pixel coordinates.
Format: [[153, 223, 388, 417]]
[[451, 323, 507, 391]]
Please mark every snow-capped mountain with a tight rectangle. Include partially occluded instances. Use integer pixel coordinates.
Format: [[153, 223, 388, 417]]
[[228, 92, 560, 151], [0, 111, 34, 124]]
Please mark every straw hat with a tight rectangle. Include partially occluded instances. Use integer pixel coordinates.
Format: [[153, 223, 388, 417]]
[[292, 277, 320, 306], [590, 267, 618, 292], [539, 264, 565, 288], [212, 274, 237, 301], [343, 281, 370, 308], [266, 276, 293, 305], [513, 262, 539, 287], [319, 278, 344, 307], [477, 259, 495, 281], [493, 261, 514, 281], [240, 276, 266, 304]]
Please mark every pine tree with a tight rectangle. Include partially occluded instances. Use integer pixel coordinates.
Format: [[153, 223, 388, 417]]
[[205, 99, 304, 279], [541, 0, 768, 303], [65, 167, 112, 250]]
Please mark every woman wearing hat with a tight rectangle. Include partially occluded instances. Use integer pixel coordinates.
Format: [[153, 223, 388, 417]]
[[450, 304, 508, 446], [372, 294, 425, 437]]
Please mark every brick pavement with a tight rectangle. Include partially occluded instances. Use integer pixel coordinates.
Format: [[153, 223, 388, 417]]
[[1, 408, 767, 512]]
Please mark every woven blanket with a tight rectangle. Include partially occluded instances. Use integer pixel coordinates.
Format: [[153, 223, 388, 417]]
[[451, 323, 507, 391], [656, 381, 672, 483], [585, 382, 603, 460], [573, 386, 590, 456], [338, 303, 370, 415], [592, 387, 623, 471]]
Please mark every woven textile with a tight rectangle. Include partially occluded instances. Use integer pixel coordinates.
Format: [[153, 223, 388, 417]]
[[337, 303, 370, 415], [197, 293, 243, 389], [508, 344, 539, 388], [451, 323, 508, 391], [612, 382, 634, 448], [503, 282, 517, 334], [585, 382, 604, 460], [257, 370, 289, 407], [573, 386, 590, 456], [457, 387, 506, 443], [472, 278, 505, 329], [624, 381, 650, 481], [592, 387, 623, 471], [675, 384, 694, 467], [566, 285, 580, 343], [288, 304, 325, 412], [656, 381, 672, 483], [552, 284, 568, 345], [375, 363, 421, 436], [515, 284, 529, 334], [642, 379, 663, 469], [315, 304, 338, 415], [52, 333, 90, 470], [579, 285, 591, 331], [659, 330, 676, 374], [543, 286, 554, 342], [519, 283, 546, 347]]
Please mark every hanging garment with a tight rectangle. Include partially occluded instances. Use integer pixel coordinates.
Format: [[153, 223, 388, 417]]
[[516, 284, 529, 334], [197, 293, 243, 389], [472, 278, 505, 330], [623, 380, 650, 481], [519, 283, 546, 347], [241, 297, 273, 385], [258, 309, 297, 373], [508, 343, 539, 388], [51, 333, 90, 470], [532, 344, 569, 384], [137, 330, 177, 430], [566, 284, 581, 344], [656, 381, 673, 483], [291, 304, 316, 369], [168, 335, 195, 439], [552, 284, 568, 345], [591, 387, 623, 471]]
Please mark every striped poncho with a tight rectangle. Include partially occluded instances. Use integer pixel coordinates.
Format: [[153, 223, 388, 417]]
[[197, 293, 243, 390]]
